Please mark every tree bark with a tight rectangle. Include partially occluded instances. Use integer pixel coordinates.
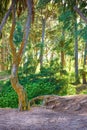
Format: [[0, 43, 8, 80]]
[[11, 62, 29, 111], [61, 48, 65, 69]]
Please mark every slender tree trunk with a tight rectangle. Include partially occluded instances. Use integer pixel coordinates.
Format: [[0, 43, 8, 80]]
[[82, 72, 86, 84], [74, 18, 79, 83], [1, 46, 5, 71], [84, 41, 87, 65], [46, 44, 48, 62], [40, 17, 46, 70], [60, 30, 65, 75], [82, 41, 87, 84], [61, 42, 65, 69], [69, 58, 71, 71], [60, 0, 66, 72]]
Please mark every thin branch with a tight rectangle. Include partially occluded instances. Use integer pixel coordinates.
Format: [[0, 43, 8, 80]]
[[9, 0, 16, 57], [18, 0, 32, 58], [74, 6, 87, 23], [0, 2, 13, 32]]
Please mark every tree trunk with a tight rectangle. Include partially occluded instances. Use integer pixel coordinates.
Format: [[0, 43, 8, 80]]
[[11, 62, 29, 111], [81, 41, 87, 84], [61, 43, 65, 69], [82, 72, 86, 84], [84, 41, 87, 65], [74, 18, 79, 83], [9, 0, 32, 111], [40, 17, 46, 70], [1, 46, 5, 71], [60, 30, 65, 75]]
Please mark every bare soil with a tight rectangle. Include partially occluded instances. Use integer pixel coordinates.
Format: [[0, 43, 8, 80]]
[[1, 95, 87, 130]]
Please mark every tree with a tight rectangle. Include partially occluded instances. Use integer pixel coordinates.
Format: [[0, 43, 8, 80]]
[[0, 0, 33, 111], [74, 2, 87, 83], [39, 16, 46, 70], [74, 17, 79, 83]]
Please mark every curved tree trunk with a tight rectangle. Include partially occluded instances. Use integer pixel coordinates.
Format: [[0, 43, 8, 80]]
[[11, 63, 29, 111], [8, 0, 32, 111]]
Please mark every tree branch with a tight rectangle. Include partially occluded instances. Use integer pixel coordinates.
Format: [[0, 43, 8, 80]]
[[9, 0, 16, 57], [74, 6, 87, 23], [18, 0, 32, 60], [0, 2, 13, 33]]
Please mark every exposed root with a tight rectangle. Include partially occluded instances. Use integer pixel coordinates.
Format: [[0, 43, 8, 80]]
[[29, 95, 87, 114], [30, 95, 58, 106]]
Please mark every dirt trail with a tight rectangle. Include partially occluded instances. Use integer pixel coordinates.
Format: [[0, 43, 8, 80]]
[[0, 107, 87, 130], [1, 95, 87, 130]]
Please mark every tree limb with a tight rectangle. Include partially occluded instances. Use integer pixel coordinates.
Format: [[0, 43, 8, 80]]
[[9, 0, 16, 57], [74, 6, 87, 23], [18, 0, 32, 60], [0, 1, 13, 33]]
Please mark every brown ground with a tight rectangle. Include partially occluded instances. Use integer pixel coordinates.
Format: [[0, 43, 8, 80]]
[[1, 95, 87, 130]]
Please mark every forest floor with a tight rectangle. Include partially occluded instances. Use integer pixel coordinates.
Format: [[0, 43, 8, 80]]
[[1, 95, 87, 130]]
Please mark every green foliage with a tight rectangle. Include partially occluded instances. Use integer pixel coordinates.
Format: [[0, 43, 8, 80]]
[[0, 80, 18, 108], [80, 1, 87, 17], [37, 0, 51, 8], [55, 77, 68, 95], [25, 78, 56, 99], [22, 58, 37, 75], [20, 74, 70, 97], [13, 22, 23, 45], [78, 24, 87, 42], [59, 10, 74, 31], [0, 67, 76, 108], [67, 84, 76, 95], [40, 67, 55, 77]]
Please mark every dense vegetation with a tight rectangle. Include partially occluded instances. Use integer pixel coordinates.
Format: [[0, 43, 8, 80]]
[[0, 0, 87, 109], [0, 68, 86, 108]]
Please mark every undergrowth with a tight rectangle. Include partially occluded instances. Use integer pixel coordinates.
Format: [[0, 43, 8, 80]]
[[0, 71, 76, 108]]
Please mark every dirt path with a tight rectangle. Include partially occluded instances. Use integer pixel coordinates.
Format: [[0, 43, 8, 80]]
[[0, 107, 87, 130], [1, 94, 87, 130]]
